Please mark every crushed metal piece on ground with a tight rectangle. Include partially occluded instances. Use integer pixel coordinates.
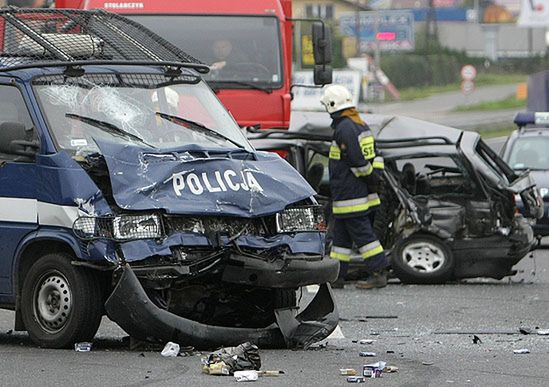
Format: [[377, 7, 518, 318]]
[[513, 348, 530, 354], [472, 335, 482, 344]]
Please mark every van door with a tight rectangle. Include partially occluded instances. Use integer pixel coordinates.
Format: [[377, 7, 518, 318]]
[[0, 84, 38, 295]]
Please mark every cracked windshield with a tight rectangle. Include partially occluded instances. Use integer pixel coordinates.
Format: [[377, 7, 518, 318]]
[[33, 74, 251, 154]]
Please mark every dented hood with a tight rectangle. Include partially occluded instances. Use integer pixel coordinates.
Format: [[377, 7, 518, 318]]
[[95, 140, 316, 217]]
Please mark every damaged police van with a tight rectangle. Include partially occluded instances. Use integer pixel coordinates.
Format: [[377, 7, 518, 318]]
[[0, 9, 338, 349]]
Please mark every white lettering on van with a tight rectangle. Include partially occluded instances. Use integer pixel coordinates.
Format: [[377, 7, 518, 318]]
[[172, 169, 263, 196]]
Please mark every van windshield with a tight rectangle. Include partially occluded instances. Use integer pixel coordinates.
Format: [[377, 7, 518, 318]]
[[129, 15, 283, 89], [33, 73, 252, 154]]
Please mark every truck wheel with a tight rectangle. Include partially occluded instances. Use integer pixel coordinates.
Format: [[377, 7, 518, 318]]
[[21, 253, 103, 348], [391, 234, 454, 284]]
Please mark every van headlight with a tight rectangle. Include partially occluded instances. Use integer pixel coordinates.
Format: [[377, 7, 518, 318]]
[[276, 206, 325, 233], [73, 214, 163, 240]]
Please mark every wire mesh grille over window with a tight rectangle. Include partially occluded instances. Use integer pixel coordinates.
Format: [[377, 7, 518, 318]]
[[0, 8, 205, 70]]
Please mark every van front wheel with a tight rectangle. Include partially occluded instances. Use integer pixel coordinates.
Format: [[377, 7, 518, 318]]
[[21, 253, 103, 348]]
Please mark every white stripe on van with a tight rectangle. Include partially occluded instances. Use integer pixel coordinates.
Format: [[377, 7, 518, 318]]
[[0, 197, 37, 223], [37, 202, 83, 228]]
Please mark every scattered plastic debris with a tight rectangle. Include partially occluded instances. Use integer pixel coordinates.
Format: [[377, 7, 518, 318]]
[[363, 361, 386, 378], [537, 329, 549, 335], [346, 376, 365, 383], [513, 348, 530, 354], [422, 361, 434, 365], [202, 342, 261, 376], [74, 342, 92, 352], [519, 327, 533, 335], [160, 342, 180, 357], [359, 339, 375, 345], [384, 365, 399, 373], [258, 370, 284, 377], [234, 370, 258, 382], [340, 369, 358, 376], [359, 352, 376, 357], [472, 335, 482, 344]]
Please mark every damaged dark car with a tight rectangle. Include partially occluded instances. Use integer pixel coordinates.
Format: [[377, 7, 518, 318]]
[[249, 113, 543, 284], [0, 9, 338, 349]]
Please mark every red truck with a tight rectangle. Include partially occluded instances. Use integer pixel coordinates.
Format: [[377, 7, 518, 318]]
[[55, 0, 332, 129]]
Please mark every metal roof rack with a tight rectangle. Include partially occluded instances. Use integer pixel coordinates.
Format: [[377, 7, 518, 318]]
[[376, 136, 455, 149], [0, 7, 210, 74]]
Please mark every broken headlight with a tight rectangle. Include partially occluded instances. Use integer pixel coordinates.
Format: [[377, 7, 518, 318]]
[[112, 214, 162, 240], [73, 214, 163, 240], [276, 206, 325, 233]]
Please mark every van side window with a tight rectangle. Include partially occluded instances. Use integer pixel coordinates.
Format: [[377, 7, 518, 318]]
[[0, 85, 35, 161]]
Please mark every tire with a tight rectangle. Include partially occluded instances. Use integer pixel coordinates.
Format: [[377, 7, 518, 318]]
[[21, 253, 103, 348], [391, 234, 454, 284]]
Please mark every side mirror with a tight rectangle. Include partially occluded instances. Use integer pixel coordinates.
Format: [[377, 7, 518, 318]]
[[312, 22, 332, 65], [0, 122, 39, 161], [314, 64, 333, 85]]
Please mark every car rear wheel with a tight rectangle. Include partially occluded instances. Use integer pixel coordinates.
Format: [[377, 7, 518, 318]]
[[391, 234, 454, 284], [21, 253, 103, 348]]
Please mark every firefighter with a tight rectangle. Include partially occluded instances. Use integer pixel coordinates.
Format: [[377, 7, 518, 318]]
[[320, 85, 389, 289]]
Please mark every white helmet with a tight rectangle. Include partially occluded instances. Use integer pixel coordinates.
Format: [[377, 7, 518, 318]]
[[320, 85, 355, 114]]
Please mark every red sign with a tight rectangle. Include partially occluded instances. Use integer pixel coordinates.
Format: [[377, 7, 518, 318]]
[[376, 32, 396, 41], [460, 65, 477, 81]]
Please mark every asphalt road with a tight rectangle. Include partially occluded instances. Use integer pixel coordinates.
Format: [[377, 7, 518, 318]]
[[2, 138, 548, 386]]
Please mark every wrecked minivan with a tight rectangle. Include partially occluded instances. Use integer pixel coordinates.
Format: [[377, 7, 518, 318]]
[[249, 112, 543, 284], [0, 9, 338, 349]]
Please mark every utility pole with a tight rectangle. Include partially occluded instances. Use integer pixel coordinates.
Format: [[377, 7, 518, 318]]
[[355, 0, 361, 56]]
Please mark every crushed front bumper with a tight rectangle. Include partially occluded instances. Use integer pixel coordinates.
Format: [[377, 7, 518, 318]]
[[105, 265, 339, 349]]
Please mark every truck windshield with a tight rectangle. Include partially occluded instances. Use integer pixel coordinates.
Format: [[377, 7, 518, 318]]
[[129, 15, 283, 89], [33, 73, 252, 154]]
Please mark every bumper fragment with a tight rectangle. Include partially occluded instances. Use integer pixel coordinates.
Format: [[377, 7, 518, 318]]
[[105, 265, 339, 349]]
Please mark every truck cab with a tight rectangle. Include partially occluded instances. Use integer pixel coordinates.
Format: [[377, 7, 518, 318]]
[[55, 0, 332, 129]]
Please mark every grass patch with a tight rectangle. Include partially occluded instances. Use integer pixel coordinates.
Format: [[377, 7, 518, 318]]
[[477, 125, 515, 139], [398, 73, 528, 101], [453, 95, 526, 112]]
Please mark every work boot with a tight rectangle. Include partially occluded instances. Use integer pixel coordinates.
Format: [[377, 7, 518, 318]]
[[331, 277, 346, 289], [355, 271, 388, 289]]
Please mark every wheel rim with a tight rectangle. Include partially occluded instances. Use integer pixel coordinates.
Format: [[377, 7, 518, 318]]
[[33, 271, 72, 334], [401, 241, 446, 273]]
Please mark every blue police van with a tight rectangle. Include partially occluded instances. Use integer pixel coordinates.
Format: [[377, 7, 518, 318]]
[[0, 9, 338, 349]]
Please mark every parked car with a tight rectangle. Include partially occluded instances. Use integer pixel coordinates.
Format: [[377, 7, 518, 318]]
[[0, 9, 338, 349], [249, 112, 543, 284], [500, 111, 549, 236]]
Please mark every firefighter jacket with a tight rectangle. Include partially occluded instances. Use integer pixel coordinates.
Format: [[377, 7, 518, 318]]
[[328, 109, 384, 218]]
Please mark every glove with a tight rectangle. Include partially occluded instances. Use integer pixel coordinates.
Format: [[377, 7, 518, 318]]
[[363, 171, 382, 193]]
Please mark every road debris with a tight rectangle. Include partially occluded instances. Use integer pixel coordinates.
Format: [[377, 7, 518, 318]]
[[202, 342, 261, 376], [513, 348, 530, 354], [384, 365, 399, 373], [359, 352, 376, 357], [519, 327, 533, 335], [74, 342, 92, 352], [234, 370, 258, 382], [346, 376, 365, 383], [363, 361, 386, 378], [537, 329, 549, 335], [359, 339, 375, 345], [472, 335, 482, 344], [258, 370, 285, 377], [160, 342, 180, 357], [340, 369, 358, 375], [422, 361, 435, 365]]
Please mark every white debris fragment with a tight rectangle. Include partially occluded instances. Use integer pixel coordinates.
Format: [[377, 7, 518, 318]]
[[513, 348, 530, 354], [161, 342, 180, 357]]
